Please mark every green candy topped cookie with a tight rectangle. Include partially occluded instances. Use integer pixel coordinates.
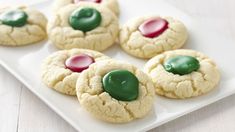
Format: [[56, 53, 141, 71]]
[[102, 70, 139, 101], [0, 7, 47, 46], [47, 3, 119, 51], [0, 9, 28, 27], [76, 60, 155, 123], [144, 49, 220, 99], [69, 7, 101, 32]]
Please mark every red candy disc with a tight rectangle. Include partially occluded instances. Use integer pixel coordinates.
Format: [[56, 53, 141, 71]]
[[65, 54, 95, 72], [138, 18, 168, 38], [74, 0, 102, 4]]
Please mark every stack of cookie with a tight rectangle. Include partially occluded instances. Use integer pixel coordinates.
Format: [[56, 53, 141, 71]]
[[42, 48, 155, 123]]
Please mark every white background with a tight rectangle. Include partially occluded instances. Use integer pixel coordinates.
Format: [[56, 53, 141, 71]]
[[0, 0, 235, 132]]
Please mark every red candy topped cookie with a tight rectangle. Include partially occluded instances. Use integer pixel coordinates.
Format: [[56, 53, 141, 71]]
[[119, 16, 188, 59], [41, 49, 109, 95]]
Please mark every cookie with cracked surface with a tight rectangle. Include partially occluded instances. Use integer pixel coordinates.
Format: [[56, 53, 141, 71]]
[[144, 49, 220, 99], [76, 60, 155, 123], [53, 0, 119, 16], [47, 3, 119, 51], [0, 6, 47, 46], [41, 49, 110, 96], [119, 16, 188, 59]]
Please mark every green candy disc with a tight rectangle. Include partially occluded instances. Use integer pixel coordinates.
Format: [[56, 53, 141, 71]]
[[164, 55, 200, 75], [69, 7, 101, 32], [102, 70, 139, 101], [0, 9, 28, 27]]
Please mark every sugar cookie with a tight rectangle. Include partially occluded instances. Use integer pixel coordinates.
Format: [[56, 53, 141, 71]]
[[144, 49, 220, 99], [0, 6, 47, 46], [76, 60, 155, 123], [47, 3, 119, 51], [119, 16, 188, 59], [41, 49, 110, 95]]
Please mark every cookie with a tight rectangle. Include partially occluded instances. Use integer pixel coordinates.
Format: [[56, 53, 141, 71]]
[[0, 6, 47, 46], [119, 16, 188, 59], [41, 49, 110, 95], [47, 3, 119, 51], [53, 0, 119, 16], [76, 60, 155, 123], [144, 49, 220, 99]]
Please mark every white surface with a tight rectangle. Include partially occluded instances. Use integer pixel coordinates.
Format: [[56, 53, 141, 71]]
[[0, 0, 235, 132]]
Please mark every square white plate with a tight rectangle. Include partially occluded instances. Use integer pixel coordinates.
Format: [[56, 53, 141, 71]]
[[1, 0, 235, 131]]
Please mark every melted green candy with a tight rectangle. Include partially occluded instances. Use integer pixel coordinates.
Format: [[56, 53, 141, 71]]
[[0, 9, 28, 27], [164, 56, 200, 75], [102, 70, 139, 101], [69, 7, 101, 32]]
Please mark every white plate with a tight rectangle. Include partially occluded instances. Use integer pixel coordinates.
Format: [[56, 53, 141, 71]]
[[1, 0, 235, 132]]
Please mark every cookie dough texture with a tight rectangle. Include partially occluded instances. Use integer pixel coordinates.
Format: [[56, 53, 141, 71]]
[[144, 49, 220, 99], [119, 16, 188, 59], [41, 49, 110, 95], [0, 7, 47, 46], [76, 60, 155, 123], [53, 0, 119, 16], [47, 3, 119, 51]]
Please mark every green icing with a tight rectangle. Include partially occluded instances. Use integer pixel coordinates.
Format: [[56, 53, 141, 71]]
[[164, 55, 200, 75], [69, 7, 101, 32], [102, 70, 139, 101], [0, 9, 28, 27]]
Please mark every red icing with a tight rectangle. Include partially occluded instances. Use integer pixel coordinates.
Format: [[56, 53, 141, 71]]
[[74, 0, 102, 4], [138, 18, 168, 38], [65, 54, 95, 72]]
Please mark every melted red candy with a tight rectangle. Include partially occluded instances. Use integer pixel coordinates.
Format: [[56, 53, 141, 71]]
[[138, 18, 168, 38], [65, 54, 95, 72], [74, 0, 102, 4]]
